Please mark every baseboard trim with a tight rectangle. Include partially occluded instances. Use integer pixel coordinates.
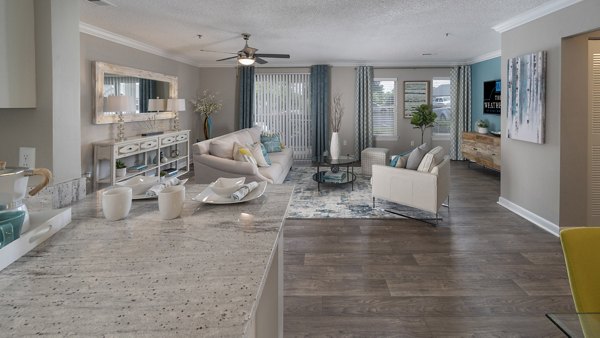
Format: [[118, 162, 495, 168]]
[[497, 197, 559, 237]]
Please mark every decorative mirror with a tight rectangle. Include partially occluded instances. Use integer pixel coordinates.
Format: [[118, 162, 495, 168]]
[[93, 61, 178, 124]]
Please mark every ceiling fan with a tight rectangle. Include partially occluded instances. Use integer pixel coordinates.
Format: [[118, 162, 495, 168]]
[[215, 33, 290, 66]]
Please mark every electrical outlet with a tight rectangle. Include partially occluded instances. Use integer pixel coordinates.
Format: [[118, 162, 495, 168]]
[[410, 140, 415, 147], [19, 147, 35, 168]]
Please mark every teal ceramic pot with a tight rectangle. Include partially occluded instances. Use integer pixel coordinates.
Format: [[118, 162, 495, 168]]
[[0, 210, 26, 248]]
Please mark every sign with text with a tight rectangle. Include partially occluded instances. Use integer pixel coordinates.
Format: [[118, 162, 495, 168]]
[[483, 79, 501, 115]]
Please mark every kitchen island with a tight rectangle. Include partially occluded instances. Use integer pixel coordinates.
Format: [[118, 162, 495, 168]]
[[0, 183, 293, 337]]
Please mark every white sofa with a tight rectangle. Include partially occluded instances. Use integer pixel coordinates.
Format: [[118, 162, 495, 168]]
[[192, 126, 294, 184], [372, 152, 450, 215]]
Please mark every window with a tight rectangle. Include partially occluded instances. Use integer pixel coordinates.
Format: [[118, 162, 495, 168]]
[[254, 73, 312, 160], [432, 77, 451, 138], [373, 78, 397, 139]]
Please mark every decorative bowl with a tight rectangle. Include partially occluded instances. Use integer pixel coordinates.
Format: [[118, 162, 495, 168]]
[[209, 177, 246, 197], [0, 210, 26, 248], [117, 176, 160, 195]]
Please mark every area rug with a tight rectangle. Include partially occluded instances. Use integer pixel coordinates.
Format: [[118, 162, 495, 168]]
[[283, 166, 432, 219]]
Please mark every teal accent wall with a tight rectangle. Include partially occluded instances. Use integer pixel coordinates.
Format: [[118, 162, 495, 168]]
[[471, 57, 501, 131]]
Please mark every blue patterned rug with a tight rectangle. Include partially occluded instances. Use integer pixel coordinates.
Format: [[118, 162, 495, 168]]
[[283, 166, 433, 219]]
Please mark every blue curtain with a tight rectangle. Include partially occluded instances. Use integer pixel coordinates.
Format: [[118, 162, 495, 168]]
[[139, 79, 156, 113], [238, 66, 255, 129], [450, 65, 471, 160], [310, 65, 330, 162], [355, 66, 374, 159]]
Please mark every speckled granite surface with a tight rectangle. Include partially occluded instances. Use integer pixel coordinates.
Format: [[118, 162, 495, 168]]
[[0, 183, 293, 337]]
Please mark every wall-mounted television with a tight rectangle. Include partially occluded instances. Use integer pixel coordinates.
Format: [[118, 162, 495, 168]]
[[483, 79, 501, 114]]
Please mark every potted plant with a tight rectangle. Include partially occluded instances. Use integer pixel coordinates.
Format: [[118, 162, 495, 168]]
[[191, 90, 223, 140], [115, 160, 127, 177], [410, 104, 437, 145], [476, 120, 489, 134]]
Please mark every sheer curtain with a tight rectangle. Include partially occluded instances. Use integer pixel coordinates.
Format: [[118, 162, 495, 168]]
[[355, 66, 374, 159], [310, 65, 330, 162], [238, 66, 255, 129], [450, 65, 471, 160]]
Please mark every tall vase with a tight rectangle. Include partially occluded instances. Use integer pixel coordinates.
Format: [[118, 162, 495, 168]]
[[330, 132, 340, 160], [203, 115, 212, 139]]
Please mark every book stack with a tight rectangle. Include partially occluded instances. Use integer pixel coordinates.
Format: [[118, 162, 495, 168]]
[[161, 168, 179, 177], [322, 170, 347, 183], [127, 164, 148, 173]]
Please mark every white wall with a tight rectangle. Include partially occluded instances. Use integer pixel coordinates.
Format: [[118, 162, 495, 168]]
[[500, 0, 600, 226]]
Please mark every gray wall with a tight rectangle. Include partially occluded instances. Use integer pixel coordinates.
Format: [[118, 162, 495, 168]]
[[500, 0, 600, 226], [0, 0, 80, 184], [80, 33, 203, 174]]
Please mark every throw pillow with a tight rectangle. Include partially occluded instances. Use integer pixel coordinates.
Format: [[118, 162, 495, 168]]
[[417, 146, 445, 172], [390, 155, 400, 167], [259, 142, 272, 165], [406, 146, 427, 170], [396, 155, 409, 168], [233, 142, 257, 166], [261, 132, 282, 153], [249, 143, 271, 167]]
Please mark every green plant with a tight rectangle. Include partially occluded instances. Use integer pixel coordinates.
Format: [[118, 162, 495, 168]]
[[476, 119, 489, 128], [160, 170, 167, 177], [410, 104, 437, 144], [116, 160, 126, 169]]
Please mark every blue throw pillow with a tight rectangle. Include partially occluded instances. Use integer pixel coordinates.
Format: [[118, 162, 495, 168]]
[[390, 155, 400, 167], [259, 142, 272, 165], [260, 133, 282, 153]]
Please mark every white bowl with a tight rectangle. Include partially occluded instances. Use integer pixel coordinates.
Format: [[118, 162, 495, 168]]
[[117, 176, 160, 195], [209, 177, 245, 197]]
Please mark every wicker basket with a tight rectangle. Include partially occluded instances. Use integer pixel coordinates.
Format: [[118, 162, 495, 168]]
[[361, 148, 389, 176]]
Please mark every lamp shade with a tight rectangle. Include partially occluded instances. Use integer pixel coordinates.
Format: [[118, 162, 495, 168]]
[[167, 98, 186, 112], [238, 56, 255, 66], [105, 95, 135, 113], [148, 98, 165, 111]]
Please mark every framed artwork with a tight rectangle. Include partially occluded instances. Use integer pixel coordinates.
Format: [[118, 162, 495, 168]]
[[483, 79, 501, 115], [507, 51, 546, 144], [403, 81, 429, 118]]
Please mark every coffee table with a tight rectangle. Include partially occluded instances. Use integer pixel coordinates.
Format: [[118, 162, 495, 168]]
[[312, 155, 357, 191]]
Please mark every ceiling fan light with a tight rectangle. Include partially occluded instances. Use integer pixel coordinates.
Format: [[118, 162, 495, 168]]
[[238, 56, 255, 66]]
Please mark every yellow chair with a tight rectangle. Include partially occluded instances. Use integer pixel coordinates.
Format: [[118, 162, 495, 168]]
[[560, 227, 600, 337]]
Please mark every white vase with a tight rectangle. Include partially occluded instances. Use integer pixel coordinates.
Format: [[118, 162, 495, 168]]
[[330, 132, 340, 160], [477, 127, 488, 134], [115, 168, 127, 177]]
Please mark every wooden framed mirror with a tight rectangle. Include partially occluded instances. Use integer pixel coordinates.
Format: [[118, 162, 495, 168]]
[[93, 61, 178, 124]]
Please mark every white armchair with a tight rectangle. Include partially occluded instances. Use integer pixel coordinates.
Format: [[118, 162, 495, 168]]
[[371, 155, 450, 219]]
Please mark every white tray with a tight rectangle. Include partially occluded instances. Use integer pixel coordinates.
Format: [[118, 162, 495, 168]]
[[132, 178, 188, 200], [193, 181, 267, 204]]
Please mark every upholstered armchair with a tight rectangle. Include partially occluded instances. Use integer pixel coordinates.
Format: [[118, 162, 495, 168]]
[[371, 155, 450, 220]]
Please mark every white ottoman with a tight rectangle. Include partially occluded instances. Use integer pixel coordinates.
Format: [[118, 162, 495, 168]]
[[361, 147, 389, 176]]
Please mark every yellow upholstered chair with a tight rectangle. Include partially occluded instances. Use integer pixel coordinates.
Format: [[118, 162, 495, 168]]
[[560, 227, 600, 337]]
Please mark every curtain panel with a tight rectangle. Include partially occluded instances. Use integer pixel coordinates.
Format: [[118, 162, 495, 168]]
[[355, 66, 374, 159], [310, 65, 330, 162], [238, 66, 256, 130], [449, 65, 471, 160]]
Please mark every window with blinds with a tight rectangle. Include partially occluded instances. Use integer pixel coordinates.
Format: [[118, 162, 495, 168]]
[[254, 73, 312, 160], [373, 78, 397, 138]]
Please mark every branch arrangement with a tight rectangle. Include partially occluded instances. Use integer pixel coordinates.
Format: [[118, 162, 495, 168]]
[[192, 90, 223, 117], [330, 93, 344, 133]]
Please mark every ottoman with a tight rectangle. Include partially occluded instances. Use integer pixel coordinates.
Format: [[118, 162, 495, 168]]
[[361, 147, 389, 176]]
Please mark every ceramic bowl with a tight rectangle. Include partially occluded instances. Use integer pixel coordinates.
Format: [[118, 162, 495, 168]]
[[209, 177, 246, 197], [117, 176, 160, 195], [0, 210, 26, 248]]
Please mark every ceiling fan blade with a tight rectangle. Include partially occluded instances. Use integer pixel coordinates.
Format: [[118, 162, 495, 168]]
[[255, 57, 268, 64], [255, 53, 290, 59], [216, 56, 238, 62], [201, 49, 237, 55]]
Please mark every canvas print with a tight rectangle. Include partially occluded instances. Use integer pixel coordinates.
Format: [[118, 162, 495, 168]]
[[403, 81, 429, 118], [506, 51, 547, 144]]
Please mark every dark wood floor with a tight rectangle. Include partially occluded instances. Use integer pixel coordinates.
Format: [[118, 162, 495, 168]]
[[283, 161, 574, 337]]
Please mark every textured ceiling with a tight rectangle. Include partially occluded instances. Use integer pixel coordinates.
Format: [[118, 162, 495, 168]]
[[80, 0, 551, 67]]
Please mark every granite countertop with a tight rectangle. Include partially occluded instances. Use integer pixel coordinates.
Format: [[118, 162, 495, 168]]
[[0, 183, 294, 337]]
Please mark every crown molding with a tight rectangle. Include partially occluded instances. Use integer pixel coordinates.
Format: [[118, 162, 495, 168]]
[[468, 50, 501, 64], [79, 22, 201, 67], [492, 0, 582, 33]]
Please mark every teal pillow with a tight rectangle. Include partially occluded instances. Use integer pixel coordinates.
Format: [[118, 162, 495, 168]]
[[390, 155, 400, 167], [259, 143, 272, 165], [261, 133, 282, 153]]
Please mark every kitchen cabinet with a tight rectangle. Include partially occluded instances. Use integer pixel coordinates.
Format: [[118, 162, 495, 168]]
[[92, 130, 190, 190]]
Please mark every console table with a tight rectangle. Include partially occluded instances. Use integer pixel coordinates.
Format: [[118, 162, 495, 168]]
[[93, 130, 190, 190], [461, 132, 501, 171]]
